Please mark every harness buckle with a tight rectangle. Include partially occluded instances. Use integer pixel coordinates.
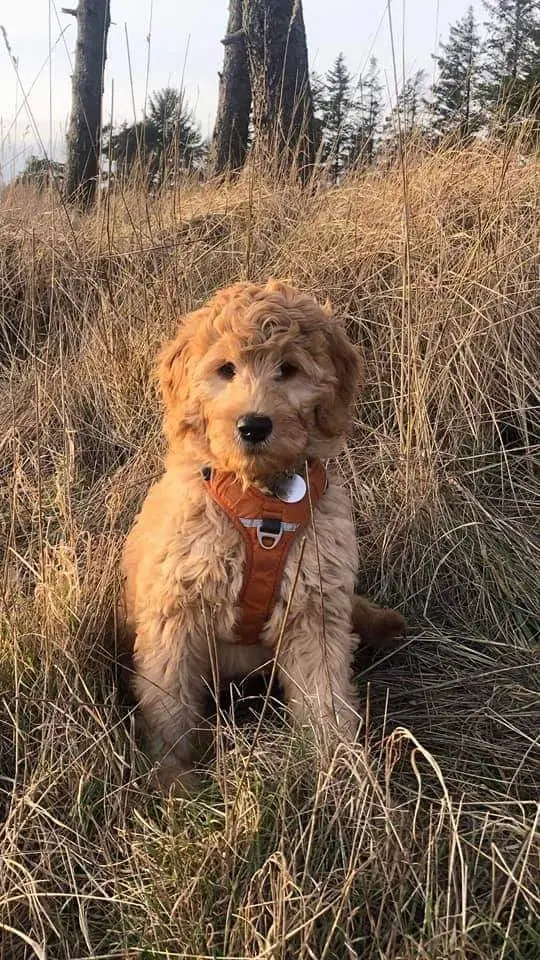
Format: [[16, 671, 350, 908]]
[[257, 518, 283, 550], [239, 517, 300, 549]]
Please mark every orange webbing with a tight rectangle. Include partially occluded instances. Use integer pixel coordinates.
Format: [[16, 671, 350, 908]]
[[204, 460, 327, 644]]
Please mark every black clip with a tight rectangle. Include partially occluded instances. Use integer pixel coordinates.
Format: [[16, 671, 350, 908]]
[[258, 517, 283, 549]]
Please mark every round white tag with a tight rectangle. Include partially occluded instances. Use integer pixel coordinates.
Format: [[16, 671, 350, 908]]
[[276, 474, 307, 503]]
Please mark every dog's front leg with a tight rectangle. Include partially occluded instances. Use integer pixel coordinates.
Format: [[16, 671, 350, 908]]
[[276, 615, 360, 746], [132, 619, 212, 793]]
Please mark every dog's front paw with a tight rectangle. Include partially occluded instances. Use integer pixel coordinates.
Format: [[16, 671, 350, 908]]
[[152, 758, 203, 797]]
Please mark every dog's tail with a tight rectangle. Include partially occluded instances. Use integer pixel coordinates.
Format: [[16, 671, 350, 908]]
[[351, 595, 406, 649]]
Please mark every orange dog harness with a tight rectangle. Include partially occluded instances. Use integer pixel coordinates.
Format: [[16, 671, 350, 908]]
[[202, 460, 327, 644]]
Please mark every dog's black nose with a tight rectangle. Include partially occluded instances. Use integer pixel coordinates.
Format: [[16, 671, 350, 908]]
[[237, 414, 273, 445]]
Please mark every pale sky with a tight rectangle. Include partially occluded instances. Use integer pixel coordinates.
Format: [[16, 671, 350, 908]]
[[0, 0, 479, 178]]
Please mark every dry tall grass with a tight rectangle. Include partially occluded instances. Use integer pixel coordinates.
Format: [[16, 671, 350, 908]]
[[0, 144, 539, 959]]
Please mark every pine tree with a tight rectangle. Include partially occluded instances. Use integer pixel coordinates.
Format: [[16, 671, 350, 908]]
[[349, 58, 382, 167], [103, 121, 147, 180], [16, 156, 65, 190], [381, 70, 427, 160], [499, 39, 540, 143], [310, 71, 326, 158], [104, 89, 202, 186], [310, 71, 326, 118], [482, 0, 540, 127], [392, 70, 426, 130], [430, 7, 483, 141], [320, 54, 355, 181], [147, 87, 202, 176]]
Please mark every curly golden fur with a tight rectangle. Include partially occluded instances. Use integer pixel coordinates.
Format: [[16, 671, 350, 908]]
[[121, 280, 404, 792]]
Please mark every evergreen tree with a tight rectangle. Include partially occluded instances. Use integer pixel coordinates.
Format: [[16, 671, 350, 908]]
[[320, 53, 355, 181], [146, 88, 203, 179], [381, 70, 427, 159], [482, 0, 540, 127], [103, 121, 147, 180], [349, 58, 383, 167], [498, 42, 540, 142], [105, 88, 202, 186], [310, 71, 326, 158], [15, 156, 65, 190], [310, 71, 326, 118], [394, 70, 426, 129], [430, 7, 483, 141]]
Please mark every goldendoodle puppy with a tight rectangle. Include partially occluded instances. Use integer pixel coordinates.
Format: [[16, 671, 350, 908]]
[[121, 280, 404, 791]]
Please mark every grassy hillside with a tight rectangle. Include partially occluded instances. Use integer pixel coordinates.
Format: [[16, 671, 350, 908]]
[[0, 145, 539, 959]]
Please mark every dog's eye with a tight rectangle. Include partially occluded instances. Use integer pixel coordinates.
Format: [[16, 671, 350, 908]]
[[217, 362, 236, 380], [278, 362, 298, 379]]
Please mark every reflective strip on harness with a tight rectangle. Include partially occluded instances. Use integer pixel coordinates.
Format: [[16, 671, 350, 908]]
[[240, 517, 301, 550], [239, 519, 300, 533]]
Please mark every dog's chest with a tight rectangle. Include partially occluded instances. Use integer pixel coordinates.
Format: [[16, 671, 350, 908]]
[[167, 484, 357, 635], [164, 501, 245, 608]]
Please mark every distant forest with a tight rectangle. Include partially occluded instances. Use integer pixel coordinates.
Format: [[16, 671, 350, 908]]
[[15, 0, 540, 202]]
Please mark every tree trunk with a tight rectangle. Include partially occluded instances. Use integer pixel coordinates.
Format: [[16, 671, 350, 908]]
[[210, 0, 251, 175], [244, 0, 317, 178], [64, 1, 110, 206]]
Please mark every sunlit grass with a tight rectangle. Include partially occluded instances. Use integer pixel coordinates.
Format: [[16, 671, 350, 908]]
[[0, 142, 538, 958]]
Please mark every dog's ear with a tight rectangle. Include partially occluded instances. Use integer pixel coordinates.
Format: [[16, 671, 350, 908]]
[[157, 321, 201, 445], [157, 324, 191, 410], [316, 318, 363, 438]]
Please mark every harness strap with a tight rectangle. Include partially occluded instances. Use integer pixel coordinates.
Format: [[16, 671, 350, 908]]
[[203, 460, 327, 644]]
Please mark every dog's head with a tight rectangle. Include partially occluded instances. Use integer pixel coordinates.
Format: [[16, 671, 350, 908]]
[[158, 281, 362, 483]]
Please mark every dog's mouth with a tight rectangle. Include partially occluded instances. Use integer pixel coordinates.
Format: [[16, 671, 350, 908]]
[[235, 438, 308, 487], [237, 436, 271, 455]]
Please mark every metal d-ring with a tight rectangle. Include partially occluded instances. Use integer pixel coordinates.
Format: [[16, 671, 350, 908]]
[[240, 517, 300, 550]]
